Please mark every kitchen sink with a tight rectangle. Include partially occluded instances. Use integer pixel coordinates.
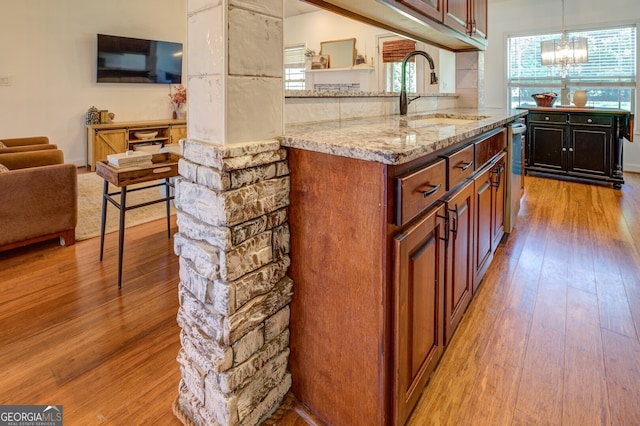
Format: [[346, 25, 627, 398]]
[[401, 113, 490, 127]]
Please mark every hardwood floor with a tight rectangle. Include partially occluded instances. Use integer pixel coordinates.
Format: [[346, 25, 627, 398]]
[[1, 173, 639, 425], [406, 172, 640, 426], [0, 217, 182, 425]]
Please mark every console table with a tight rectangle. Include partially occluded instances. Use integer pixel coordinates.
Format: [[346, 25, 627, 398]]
[[96, 152, 179, 288]]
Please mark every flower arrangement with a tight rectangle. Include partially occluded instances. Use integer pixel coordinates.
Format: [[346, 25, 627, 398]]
[[169, 84, 187, 105], [304, 48, 316, 59]]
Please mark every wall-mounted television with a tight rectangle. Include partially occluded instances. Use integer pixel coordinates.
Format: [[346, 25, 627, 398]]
[[97, 34, 183, 84]]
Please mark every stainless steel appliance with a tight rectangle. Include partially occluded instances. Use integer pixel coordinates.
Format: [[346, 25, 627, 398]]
[[505, 119, 527, 233]]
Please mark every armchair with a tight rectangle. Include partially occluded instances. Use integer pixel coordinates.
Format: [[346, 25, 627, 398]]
[[0, 136, 58, 154], [0, 149, 77, 252]]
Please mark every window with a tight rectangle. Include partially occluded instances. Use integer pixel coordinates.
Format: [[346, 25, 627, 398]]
[[380, 37, 417, 93], [285, 44, 306, 90], [508, 25, 636, 112]]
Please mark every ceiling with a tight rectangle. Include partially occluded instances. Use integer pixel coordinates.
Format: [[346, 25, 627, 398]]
[[284, 0, 320, 17]]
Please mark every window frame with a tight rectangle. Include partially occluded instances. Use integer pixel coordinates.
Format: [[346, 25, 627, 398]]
[[506, 24, 637, 112], [284, 43, 307, 91]]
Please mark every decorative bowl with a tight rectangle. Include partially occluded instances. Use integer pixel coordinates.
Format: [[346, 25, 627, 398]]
[[532, 92, 558, 107], [134, 131, 158, 139]]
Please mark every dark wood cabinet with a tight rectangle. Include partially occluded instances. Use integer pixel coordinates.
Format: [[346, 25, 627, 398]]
[[393, 203, 446, 425], [491, 153, 506, 250], [473, 163, 492, 289], [471, 0, 487, 39], [444, 0, 487, 39], [524, 108, 631, 189], [396, 0, 443, 22], [473, 152, 505, 291], [442, 180, 474, 344], [569, 117, 611, 177]]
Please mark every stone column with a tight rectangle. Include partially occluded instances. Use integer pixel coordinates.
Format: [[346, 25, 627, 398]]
[[174, 1, 291, 425], [455, 51, 485, 109]]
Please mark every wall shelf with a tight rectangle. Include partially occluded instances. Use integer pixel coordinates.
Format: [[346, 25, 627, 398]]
[[306, 66, 374, 73]]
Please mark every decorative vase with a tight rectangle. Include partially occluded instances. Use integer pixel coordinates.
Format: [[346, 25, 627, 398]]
[[572, 90, 588, 107], [174, 103, 186, 119]]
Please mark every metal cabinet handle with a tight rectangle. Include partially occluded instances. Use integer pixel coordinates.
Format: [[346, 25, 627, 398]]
[[492, 164, 504, 188], [436, 213, 448, 242], [458, 161, 474, 171], [416, 183, 441, 197], [449, 204, 459, 234]]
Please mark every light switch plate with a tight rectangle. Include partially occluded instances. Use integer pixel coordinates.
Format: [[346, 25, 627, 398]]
[[0, 76, 11, 86]]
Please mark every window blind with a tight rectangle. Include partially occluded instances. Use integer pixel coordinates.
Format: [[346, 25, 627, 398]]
[[285, 44, 306, 90], [382, 40, 417, 63], [285, 44, 306, 67], [508, 25, 636, 86]]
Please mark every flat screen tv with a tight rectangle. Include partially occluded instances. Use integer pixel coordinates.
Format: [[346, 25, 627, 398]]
[[97, 34, 183, 84]]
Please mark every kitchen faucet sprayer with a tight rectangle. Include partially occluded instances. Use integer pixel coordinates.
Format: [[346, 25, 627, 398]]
[[399, 50, 439, 115]]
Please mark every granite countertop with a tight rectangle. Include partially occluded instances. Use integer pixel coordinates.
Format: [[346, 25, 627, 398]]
[[281, 108, 528, 165], [285, 90, 458, 98]]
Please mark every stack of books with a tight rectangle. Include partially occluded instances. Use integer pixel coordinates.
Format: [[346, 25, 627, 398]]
[[107, 151, 153, 168]]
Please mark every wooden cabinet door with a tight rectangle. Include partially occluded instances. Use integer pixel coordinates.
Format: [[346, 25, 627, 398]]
[[470, 0, 487, 39], [529, 123, 566, 172], [393, 203, 446, 425], [94, 129, 126, 169], [170, 124, 187, 145], [490, 153, 506, 250], [443, 180, 474, 345], [472, 165, 492, 292], [396, 0, 444, 22], [569, 125, 611, 176], [444, 0, 470, 34]]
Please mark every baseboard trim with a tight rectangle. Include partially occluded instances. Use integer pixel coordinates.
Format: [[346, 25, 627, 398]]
[[624, 163, 640, 173]]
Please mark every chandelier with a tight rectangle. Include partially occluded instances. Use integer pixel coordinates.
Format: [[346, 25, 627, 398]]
[[540, 0, 588, 78]]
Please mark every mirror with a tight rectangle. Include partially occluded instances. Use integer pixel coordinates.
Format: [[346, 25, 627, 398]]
[[320, 38, 356, 68]]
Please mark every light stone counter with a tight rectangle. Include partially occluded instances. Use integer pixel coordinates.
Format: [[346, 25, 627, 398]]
[[281, 108, 528, 165], [285, 90, 459, 99]]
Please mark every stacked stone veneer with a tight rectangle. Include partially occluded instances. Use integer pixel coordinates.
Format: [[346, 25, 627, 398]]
[[173, 138, 292, 425]]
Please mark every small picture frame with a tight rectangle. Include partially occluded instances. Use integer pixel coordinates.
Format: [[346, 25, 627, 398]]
[[311, 54, 330, 70]]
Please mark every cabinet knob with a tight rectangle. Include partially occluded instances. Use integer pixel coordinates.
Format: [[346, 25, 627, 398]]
[[545, 116, 550, 121], [562, 148, 567, 151], [569, 147, 574, 152], [587, 118, 593, 123]]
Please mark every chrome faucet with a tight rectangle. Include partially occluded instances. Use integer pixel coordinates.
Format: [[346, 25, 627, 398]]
[[399, 50, 439, 115]]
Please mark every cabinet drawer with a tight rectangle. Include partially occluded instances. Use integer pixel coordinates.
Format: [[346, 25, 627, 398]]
[[446, 144, 474, 190], [568, 114, 613, 127], [395, 159, 446, 226], [529, 112, 566, 124], [474, 128, 506, 170]]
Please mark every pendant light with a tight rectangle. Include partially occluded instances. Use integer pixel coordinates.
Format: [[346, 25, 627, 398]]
[[540, 0, 588, 78]]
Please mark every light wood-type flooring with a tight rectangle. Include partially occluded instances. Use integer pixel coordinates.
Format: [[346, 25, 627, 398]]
[[1, 173, 640, 425]]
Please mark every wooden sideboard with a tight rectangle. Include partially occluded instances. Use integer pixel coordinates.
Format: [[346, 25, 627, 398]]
[[86, 119, 186, 171]]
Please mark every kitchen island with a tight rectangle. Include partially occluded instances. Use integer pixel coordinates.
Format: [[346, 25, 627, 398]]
[[518, 106, 633, 189], [281, 108, 527, 426]]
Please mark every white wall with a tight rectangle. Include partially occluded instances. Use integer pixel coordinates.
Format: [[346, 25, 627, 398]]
[[0, 0, 186, 166], [285, 10, 381, 71], [485, 0, 640, 171]]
